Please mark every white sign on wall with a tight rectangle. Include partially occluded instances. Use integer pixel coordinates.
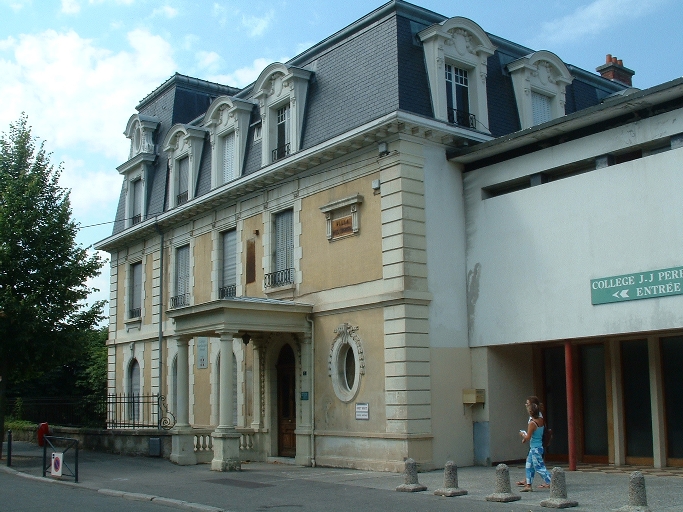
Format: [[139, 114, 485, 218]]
[[197, 337, 208, 369], [355, 403, 369, 420]]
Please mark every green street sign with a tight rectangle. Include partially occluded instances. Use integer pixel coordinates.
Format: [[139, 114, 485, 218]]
[[591, 266, 683, 305]]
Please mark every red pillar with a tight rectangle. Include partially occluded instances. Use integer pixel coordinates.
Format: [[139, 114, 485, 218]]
[[564, 340, 576, 470]]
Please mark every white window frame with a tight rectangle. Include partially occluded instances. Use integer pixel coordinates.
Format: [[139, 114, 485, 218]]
[[507, 50, 573, 130], [162, 125, 208, 208], [204, 96, 255, 189], [419, 17, 495, 133], [253, 63, 312, 166], [129, 260, 143, 319]]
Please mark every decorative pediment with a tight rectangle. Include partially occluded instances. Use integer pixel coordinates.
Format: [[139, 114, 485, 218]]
[[124, 114, 159, 159], [507, 50, 574, 129]]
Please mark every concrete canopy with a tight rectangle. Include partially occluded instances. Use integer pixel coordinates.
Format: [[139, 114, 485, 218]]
[[166, 297, 313, 339]]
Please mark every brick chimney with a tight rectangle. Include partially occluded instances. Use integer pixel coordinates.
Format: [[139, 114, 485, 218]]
[[596, 54, 635, 87]]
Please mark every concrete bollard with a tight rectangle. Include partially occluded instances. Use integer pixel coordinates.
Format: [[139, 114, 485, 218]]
[[485, 463, 521, 502], [616, 471, 651, 512], [540, 467, 578, 508], [434, 461, 467, 497], [395, 458, 427, 492]]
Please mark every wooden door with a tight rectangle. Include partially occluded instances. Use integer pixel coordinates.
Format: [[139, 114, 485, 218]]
[[277, 344, 296, 457]]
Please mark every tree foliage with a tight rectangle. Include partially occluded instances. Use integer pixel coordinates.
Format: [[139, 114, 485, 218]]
[[0, 115, 104, 456]]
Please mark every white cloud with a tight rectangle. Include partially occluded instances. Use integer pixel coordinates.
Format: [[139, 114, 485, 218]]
[[242, 10, 273, 37], [212, 2, 229, 27], [151, 5, 178, 18], [4, 0, 30, 12], [0, 28, 176, 161], [196, 50, 221, 71], [207, 56, 289, 88], [182, 34, 199, 51], [61, 0, 80, 13], [534, 0, 665, 46], [58, 156, 122, 218]]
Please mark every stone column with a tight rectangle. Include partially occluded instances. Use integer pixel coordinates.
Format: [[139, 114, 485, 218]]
[[212, 332, 241, 471], [295, 332, 312, 467], [171, 336, 197, 465], [250, 338, 263, 431]]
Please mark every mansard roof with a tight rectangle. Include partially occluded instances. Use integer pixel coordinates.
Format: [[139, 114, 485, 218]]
[[104, 0, 629, 241]]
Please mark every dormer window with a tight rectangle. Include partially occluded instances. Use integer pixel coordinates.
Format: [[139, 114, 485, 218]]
[[131, 178, 143, 225], [419, 17, 495, 134], [119, 114, 159, 229], [273, 105, 291, 162], [445, 65, 474, 128], [162, 125, 208, 207], [507, 50, 573, 129], [253, 63, 312, 166], [177, 156, 189, 205], [204, 95, 255, 188]]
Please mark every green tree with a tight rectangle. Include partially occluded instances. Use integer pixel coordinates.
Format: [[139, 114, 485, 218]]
[[0, 115, 103, 457]]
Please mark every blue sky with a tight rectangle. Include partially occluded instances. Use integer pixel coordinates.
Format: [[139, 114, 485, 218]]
[[1, 0, 681, 315]]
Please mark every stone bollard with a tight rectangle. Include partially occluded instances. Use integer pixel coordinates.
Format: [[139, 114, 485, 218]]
[[540, 467, 578, 508], [485, 463, 521, 502], [395, 458, 427, 492], [616, 471, 651, 512], [434, 461, 467, 497]]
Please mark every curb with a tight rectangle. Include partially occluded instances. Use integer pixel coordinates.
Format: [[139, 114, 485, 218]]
[[2, 466, 229, 512]]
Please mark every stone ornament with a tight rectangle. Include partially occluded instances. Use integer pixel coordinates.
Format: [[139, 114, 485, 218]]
[[433, 460, 467, 497], [540, 467, 578, 508], [328, 323, 365, 402], [485, 463, 521, 502], [395, 458, 427, 492]]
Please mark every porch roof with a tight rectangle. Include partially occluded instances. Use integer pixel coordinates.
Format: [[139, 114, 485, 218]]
[[167, 297, 313, 339]]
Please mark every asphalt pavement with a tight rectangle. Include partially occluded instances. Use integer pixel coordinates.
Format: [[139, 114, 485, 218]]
[[2, 440, 683, 511]]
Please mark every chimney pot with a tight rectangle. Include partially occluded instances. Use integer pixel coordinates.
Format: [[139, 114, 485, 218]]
[[612, 56, 618, 64], [606, 54, 612, 63], [617, 59, 623, 66]]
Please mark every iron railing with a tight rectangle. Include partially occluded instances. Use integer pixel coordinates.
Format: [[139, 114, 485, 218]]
[[264, 268, 294, 288], [271, 142, 291, 162], [170, 293, 190, 308], [129, 307, 141, 319], [448, 108, 477, 129], [7, 394, 176, 430], [176, 191, 188, 205], [219, 284, 236, 298], [105, 393, 175, 430]]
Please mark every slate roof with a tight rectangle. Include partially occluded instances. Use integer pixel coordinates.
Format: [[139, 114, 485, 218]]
[[110, 0, 627, 236]]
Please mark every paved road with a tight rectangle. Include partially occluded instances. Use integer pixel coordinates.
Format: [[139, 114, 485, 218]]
[[3, 441, 683, 511]]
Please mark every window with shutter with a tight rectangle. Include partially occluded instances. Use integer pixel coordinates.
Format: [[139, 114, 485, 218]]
[[274, 210, 293, 272], [132, 179, 143, 225], [220, 230, 237, 298], [177, 157, 189, 205], [174, 244, 190, 307], [222, 132, 236, 184], [130, 262, 142, 318], [532, 91, 552, 126]]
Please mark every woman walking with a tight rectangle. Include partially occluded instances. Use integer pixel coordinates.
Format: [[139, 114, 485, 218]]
[[518, 396, 551, 491]]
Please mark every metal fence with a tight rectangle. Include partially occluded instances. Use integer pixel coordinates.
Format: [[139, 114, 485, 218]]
[[7, 394, 176, 430]]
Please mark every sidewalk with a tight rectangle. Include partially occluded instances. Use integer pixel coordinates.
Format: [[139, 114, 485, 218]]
[[2, 441, 683, 511]]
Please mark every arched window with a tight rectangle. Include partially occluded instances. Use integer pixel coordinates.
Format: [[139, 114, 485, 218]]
[[128, 359, 141, 421]]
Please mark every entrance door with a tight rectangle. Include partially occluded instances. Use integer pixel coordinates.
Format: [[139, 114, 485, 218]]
[[276, 344, 296, 457], [543, 346, 568, 461], [661, 336, 683, 465], [579, 344, 608, 463], [621, 340, 653, 465]]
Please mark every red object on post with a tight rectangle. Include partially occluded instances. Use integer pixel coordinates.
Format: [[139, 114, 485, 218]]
[[37, 422, 49, 447]]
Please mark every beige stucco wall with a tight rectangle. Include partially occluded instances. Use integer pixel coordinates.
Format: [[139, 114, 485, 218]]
[[193, 233, 212, 305], [314, 307, 386, 433], [115, 344, 124, 393], [116, 263, 125, 332], [144, 340, 152, 395], [430, 346, 474, 467], [144, 252, 153, 325], [242, 215, 264, 297], [299, 174, 382, 294], [193, 339, 212, 426]]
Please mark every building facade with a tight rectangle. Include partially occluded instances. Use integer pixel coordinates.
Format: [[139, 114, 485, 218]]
[[96, 0, 683, 471]]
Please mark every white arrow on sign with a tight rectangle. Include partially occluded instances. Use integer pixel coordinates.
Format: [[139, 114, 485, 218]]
[[612, 290, 629, 299]]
